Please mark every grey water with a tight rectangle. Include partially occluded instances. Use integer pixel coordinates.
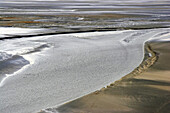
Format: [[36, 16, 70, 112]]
[[0, 52, 29, 81]]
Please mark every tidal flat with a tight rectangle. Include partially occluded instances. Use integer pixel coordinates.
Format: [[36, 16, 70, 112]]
[[0, 0, 170, 113], [43, 40, 170, 113]]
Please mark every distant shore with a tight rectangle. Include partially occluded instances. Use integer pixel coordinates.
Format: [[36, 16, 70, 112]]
[[41, 39, 170, 113]]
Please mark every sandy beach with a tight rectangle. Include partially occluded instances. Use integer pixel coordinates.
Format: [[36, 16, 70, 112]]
[[43, 34, 170, 113]]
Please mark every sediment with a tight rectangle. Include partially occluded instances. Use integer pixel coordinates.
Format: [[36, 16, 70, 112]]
[[40, 41, 170, 113]]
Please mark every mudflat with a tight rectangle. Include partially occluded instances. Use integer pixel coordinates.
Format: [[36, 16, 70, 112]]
[[47, 41, 170, 113]]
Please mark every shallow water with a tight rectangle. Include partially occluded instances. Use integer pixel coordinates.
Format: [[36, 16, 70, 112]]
[[0, 28, 170, 113]]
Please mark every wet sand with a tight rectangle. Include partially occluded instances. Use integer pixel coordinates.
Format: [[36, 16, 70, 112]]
[[45, 40, 170, 113]]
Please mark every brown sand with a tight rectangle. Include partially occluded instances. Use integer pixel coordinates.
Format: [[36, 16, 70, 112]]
[[53, 41, 170, 113]]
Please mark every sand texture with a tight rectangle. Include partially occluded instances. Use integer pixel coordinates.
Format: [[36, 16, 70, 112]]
[[47, 39, 170, 113]]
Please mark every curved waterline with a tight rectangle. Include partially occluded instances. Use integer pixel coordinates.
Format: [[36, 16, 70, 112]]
[[38, 41, 159, 113]]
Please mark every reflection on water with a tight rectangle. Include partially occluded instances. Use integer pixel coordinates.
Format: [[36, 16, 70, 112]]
[[0, 0, 170, 31]]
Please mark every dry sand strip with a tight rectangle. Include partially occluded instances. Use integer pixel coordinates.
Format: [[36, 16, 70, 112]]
[[40, 35, 170, 112], [0, 28, 170, 113]]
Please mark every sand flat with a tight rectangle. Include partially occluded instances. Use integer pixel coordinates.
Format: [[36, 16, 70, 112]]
[[51, 36, 170, 113]]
